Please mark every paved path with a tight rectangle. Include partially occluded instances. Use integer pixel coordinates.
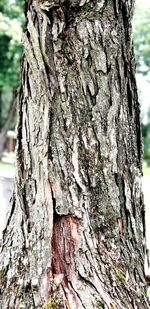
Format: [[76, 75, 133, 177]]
[[0, 169, 14, 239], [0, 167, 15, 179], [0, 178, 14, 238], [142, 176, 150, 208], [142, 176, 150, 276]]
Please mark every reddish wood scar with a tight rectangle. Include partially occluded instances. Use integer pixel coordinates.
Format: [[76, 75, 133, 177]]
[[117, 217, 124, 236]]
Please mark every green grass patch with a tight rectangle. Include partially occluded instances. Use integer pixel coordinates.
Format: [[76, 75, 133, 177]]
[[0, 161, 15, 171], [143, 165, 150, 176], [0, 161, 150, 175]]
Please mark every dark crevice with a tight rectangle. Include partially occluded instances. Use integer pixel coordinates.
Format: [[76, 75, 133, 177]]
[[105, 48, 111, 75], [24, 0, 32, 18], [21, 218, 28, 253], [48, 179, 56, 212], [24, 105, 32, 175], [86, 85, 96, 106], [132, 199, 136, 220], [43, 7, 57, 25], [113, 0, 119, 18], [69, 280, 87, 309], [27, 220, 32, 234], [17, 87, 24, 175], [91, 125, 101, 161], [116, 59, 122, 93], [26, 27, 31, 42], [26, 62, 31, 98], [85, 53, 93, 68], [121, 177, 128, 229], [64, 0, 75, 28], [141, 200, 145, 238], [63, 117, 68, 132], [0, 264, 9, 293], [86, 168, 92, 189], [2, 194, 16, 240], [22, 187, 30, 220], [48, 107, 54, 162], [109, 96, 113, 107], [30, 282, 36, 309], [43, 1, 77, 29], [122, 45, 128, 78], [76, 182, 82, 196], [120, 1, 130, 44], [135, 108, 142, 167], [127, 80, 132, 116], [129, 218, 136, 244]]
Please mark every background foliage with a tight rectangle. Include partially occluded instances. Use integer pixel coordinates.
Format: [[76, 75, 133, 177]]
[[0, 0, 24, 129], [133, 1, 150, 75], [133, 0, 150, 160]]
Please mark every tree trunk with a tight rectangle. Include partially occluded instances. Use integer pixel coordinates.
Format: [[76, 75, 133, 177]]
[[0, 0, 149, 308]]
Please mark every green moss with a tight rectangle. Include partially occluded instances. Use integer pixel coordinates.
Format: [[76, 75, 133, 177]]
[[96, 299, 105, 308], [0, 268, 7, 286], [20, 183, 25, 193], [92, 207, 117, 236], [0, 269, 5, 278], [77, 3, 100, 21], [44, 300, 57, 309], [17, 286, 24, 298], [44, 294, 63, 309], [115, 267, 125, 283]]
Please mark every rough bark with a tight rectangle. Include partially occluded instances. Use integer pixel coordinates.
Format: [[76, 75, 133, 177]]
[[0, 0, 149, 308]]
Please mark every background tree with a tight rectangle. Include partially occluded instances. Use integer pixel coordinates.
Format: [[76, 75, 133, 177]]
[[0, 0, 23, 158], [133, 0, 150, 161], [142, 107, 150, 162], [133, 0, 150, 75], [0, 0, 149, 308]]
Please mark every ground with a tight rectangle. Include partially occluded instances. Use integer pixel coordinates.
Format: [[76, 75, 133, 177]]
[[0, 161, 15, 238]]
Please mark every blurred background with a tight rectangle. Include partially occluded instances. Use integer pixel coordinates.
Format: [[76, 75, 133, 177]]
[[134, 0, 150, 175], [0, 0, 150, 237]]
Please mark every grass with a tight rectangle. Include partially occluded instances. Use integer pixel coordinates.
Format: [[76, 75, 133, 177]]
[[143, 165, 150, 176], [0, 161, 15, 171], [0, 160, 150, 175]]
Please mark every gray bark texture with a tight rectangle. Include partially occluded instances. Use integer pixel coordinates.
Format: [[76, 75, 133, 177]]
[[0, 0, 149, 308]]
